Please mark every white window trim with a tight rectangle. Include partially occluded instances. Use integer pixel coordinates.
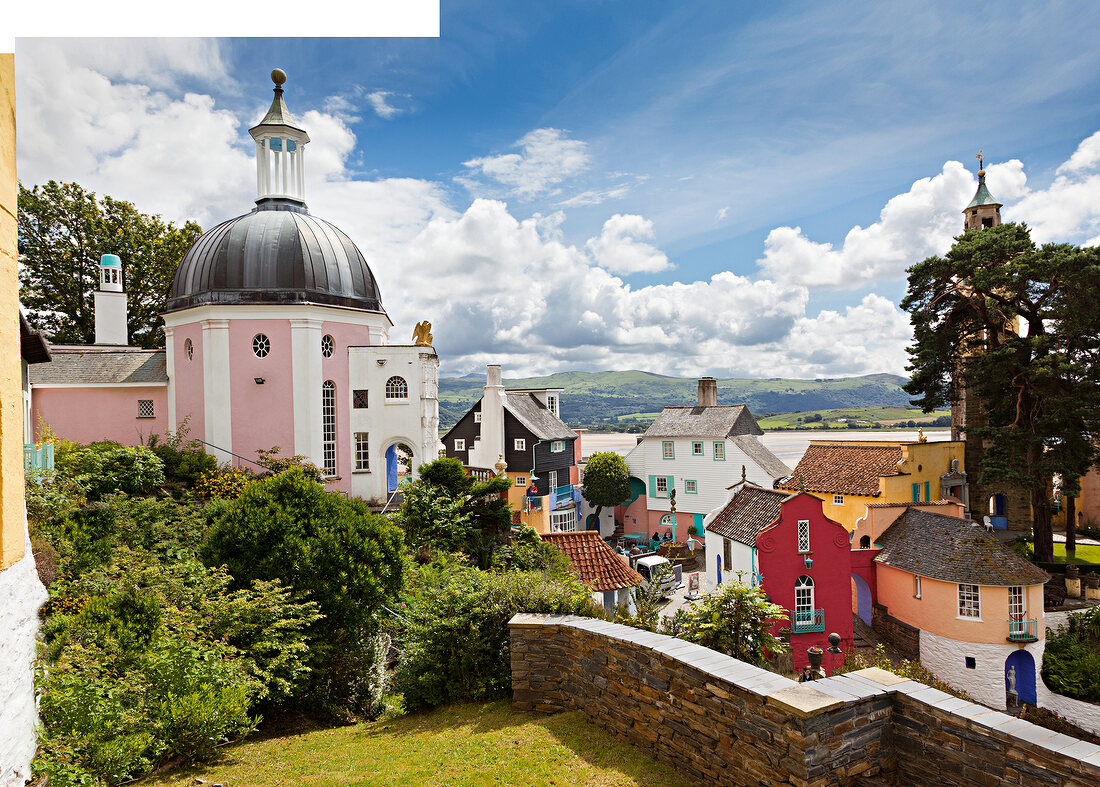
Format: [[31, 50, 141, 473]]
[[454, 438, 466, 451], [1008, 585, 1025, 620], [321, 380, 337, 476], [685, 480, 698, 494], [833, 494, 844, 505], [550, 508, 576, 532], [515, 476, 527, 487], [957, 583, 981, 620], [551, 440, 563, 453], [692, 441, 703, 456], [384, 376, 409, 402], [662, 441, 675, 459], [713, 442, 725, 461], [474, 412, 482, 423], [514, 438, 526, 451], [655, 476, 669, 498], [797, 520, 810, 553], [354, 432, 370, 472]]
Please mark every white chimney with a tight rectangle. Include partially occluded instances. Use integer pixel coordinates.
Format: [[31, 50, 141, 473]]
[[698, 377, 717, 407], [470, 364, 506, 469], [94, 254, 128, 345]]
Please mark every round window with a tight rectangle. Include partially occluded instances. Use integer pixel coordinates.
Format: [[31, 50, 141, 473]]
[[321, 334, 334, 358], [252, 334, 270, 358], [185, 338, 193, 361]]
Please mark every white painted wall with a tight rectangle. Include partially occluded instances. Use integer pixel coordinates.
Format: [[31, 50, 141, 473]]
[[626, 435, 778, 516], [200, 318, 232, 463], [347, 345, 439, 503], [919, 629, 1045, 712], [0, 521, 48, 786], [290, 317, 324, 465], [93, 289, 128, 345], [703, 530, 755, 589]]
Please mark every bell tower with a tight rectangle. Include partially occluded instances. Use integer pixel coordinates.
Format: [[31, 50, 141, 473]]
[[248, 69, 310, 207], [963, 150, 1002, 232]]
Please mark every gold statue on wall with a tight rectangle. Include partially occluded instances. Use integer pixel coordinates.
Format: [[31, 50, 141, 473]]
[[412, 321, 433, 346]]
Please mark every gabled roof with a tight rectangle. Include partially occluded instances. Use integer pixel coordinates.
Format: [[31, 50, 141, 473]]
[[20, 313, 51, 364], [705, 484, 791, 544], [874, 508, 1048, 586], [542, 531, 643, 592], [504, 391, 575, 441], [776, 443, 904, 496], [732, 435, 791, 481], [29, 347, 167, 385], [644, 404, 763, 439]]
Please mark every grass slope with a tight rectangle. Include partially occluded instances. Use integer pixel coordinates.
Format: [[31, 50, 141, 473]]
[[440, 370, 919, 430], [145, 701, 692, 787]]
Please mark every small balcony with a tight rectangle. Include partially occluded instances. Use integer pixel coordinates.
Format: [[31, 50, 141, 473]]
[[1007, 618, 1039, 643], [552, 483, 576, 510], [792, 608, 825, 634], [523, 495, 543, 513], [24, 442, 55, 473]]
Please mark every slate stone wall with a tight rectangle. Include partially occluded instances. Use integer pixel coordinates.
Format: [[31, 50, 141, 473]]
[[509, 614, 1100, 787], [872, 602, 920, 660]]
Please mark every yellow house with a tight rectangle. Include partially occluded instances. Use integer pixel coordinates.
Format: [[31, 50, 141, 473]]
[[776, 439, 967, 531], [1, 51, 51, 784]]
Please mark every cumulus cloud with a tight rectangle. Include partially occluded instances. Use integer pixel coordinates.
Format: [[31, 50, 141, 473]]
[[460, 128, 590, 199], [585, 214, 672, 274], [1006, 131, 1100, 244], [755, 160, 1027, 289]]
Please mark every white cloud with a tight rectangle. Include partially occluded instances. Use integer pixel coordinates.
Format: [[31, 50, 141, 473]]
[[1057, 130, 1100, 175], [755, 160, 1026, 289], [557, 184, 631, 208], [585, 214, 672, 274], [1005, 132, 1100, 244], [461, 128, 591, 199], [366, 90, 402, 119], [715, 206, 729, 222]]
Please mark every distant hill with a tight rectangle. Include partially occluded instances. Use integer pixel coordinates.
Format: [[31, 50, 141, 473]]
[[438, 370, 917, 431]]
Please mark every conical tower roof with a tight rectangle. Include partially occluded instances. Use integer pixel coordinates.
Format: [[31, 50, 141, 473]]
[[966, 171, 1001, 209], [250, 68, 308, 135]]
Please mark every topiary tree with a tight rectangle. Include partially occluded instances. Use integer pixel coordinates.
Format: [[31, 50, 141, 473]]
[[580, 451, 631, 527], [201, 468, 404, 715]]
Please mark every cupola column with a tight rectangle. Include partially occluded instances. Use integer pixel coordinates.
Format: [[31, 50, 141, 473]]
[[249, 69, 311, 206]]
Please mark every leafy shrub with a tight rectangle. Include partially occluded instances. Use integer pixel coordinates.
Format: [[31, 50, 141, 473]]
[[663, 580, 789, 666], [394, 557, 602, 710], [61, 443, 165, 500], [202, 468, 404, 714], [195, 466, 253, 500], [25, 466, 87, 527], [1011, 536, 1035, 560], [1041, 611, 1100, 702], [492, 524, 574, 574], [152, 443, 217, 487], [838, 643, 973, 701]]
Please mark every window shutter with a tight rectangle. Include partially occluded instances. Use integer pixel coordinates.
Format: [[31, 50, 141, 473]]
[[666, 476, 675, 493], [648, 475, 658, 497], [912, 483, 920, 502], [924, 481, 931, 502]]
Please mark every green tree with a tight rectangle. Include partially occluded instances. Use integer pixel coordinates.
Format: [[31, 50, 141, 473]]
[[402, 457, 512, 566], [664, 580, 789, 666], [580, 451, 631, 527], [201, 468, 404, 714], [18, 180, 203, 348], [902, 223, 1100, 562]]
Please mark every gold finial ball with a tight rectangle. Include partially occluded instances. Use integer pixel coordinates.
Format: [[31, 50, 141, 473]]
[[271, 68, 287, 87], [977, 169, 985, 178]]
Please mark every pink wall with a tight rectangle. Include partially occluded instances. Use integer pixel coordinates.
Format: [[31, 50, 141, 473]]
[[756, 493, 854, 674], [228, 319, 295, 466], [172, 323, 204, 439], [33, 386, 168, 447]]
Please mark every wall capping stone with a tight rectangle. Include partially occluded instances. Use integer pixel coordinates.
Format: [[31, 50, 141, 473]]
[[509, 613, 1100, 786]]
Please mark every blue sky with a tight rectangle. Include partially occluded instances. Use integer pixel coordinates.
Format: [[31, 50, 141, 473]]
[[14, 2, 1100, 378]]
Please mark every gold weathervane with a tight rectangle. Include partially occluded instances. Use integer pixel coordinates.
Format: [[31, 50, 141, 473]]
[[412, 321, 433, 346], [976, 149, 985, 174]]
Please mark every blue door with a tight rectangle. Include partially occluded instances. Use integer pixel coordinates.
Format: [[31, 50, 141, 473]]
[[852, 574, 872, 625], [716, 554, 722, 586], [385, 445, 398, 493], [1005, 650, 1036, 706]]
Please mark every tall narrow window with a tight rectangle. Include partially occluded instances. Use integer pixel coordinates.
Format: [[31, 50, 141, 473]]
[[354, 433, 369, 471], [655, 476, 669, 498], [1008, 586, 1025, 620], [321, 334, 335, 358], [662, 441, 675, 459], [322, 380, 336, 475], [713, 442, 725, 461], [546, 393, 559, 418], [914, 575, 922, 599], [548, 470, 558, 491], [797, 520, 810, 553], [795, 576, 815, 626]]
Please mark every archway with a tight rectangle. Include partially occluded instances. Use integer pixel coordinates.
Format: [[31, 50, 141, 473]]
[[852, 573, 872, 625], [384, 440, 415, 494], [1005, 650, 1036, 707]]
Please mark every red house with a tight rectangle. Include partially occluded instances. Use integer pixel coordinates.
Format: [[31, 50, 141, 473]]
[[756, 491, 853, 675]]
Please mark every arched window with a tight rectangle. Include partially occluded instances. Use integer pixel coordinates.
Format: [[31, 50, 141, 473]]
[[252, 333, 270, 358], [859, 535, 871, 549], [321, 334, 334, 358], [322, 380, 336, 475], [794, 575, 815, 627], [385, 376, 408, 399], [185, 338, 193, 361], [659, 513, 674, 527]]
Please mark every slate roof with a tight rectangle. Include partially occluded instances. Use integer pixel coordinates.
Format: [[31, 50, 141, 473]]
[[874, 508, 1049, 586], [705, 484, 791, 544], [644, 405, 763, 439], [504, 392, 576, 441], [542, 531, 643, 592], [776, 443, 904, 496], [732, 435, 791, 481], [29, 347, 167, 385]]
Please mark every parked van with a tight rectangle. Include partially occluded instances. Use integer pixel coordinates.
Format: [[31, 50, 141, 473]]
[[634, 555, 678, 597]]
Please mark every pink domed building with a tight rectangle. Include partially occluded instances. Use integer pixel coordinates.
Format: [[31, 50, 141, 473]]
[[33, 71, 440, 503]]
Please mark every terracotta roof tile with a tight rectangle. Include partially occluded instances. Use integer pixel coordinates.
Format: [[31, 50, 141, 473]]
[[776, 443, 904, 496], [705, 484, 790, 544], [874, 508, 1049, 586], [542, 531, 643, 592]]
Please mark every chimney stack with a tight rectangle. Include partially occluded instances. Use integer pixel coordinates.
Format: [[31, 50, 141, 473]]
[[94, 254, 129, 345], [698, 377, 717, 407], [471, 364, 506, 469]]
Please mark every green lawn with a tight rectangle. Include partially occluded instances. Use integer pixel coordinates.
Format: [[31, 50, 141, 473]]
[[144, 701, 692, 787], [1052, 542, 1100, 564]]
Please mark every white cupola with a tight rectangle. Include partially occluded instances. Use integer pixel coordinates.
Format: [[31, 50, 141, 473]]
[[94, 253, 128, 345], [249, 68, 310, 205]]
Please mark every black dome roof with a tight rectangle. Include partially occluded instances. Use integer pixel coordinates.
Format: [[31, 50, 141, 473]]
[[165, 200, 383, 313]]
